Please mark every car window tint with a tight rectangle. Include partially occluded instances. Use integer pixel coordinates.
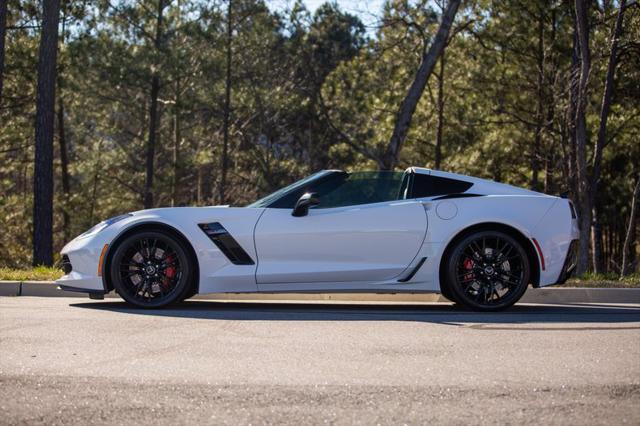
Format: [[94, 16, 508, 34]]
[[411, 174, 473, 198], [313, 171, 405, 209], [247, 171, 328, 208], [267, 172, 347, 209]]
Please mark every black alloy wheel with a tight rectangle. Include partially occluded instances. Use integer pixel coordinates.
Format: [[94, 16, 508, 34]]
[[110, 230, 194, 308], [445, 231, 530, 311]]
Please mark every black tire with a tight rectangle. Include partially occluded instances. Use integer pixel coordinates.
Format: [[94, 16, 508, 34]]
[[439, 281, 460, 304], [109, 230, 195, 308], [443, 230, 530, 311], [179, 286, 198, 303]]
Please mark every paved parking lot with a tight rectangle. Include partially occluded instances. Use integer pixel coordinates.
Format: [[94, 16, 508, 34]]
[[1, 297, 639, 425]]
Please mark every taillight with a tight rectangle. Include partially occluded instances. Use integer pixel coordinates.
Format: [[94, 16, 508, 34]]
[[532, 238, 546, 271]]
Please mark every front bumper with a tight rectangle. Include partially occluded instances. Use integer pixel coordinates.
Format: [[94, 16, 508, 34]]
[[56, 271, 104, 291], [58, 284, 106, 298], [55, 232, 115, 292]]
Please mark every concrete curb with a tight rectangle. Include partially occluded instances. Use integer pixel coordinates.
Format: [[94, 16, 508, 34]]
[[1, 280, 639, 304], [520, 287, 640, 304], [20, 281, 115, 298], [0, 281, 20, 296]]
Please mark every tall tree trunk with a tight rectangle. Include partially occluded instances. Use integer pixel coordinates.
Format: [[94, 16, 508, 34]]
[[590, 0, 627, 271], [144, 76, 160, 209], [197, 166, 202, 205], [171, 78, 181, 207], [171, 0, 182, 207], [0, 0, 8, 106], [591, 205, 603, 273], [57, 87, 71, 242], [88, 139, 104, 227], [434, 52, 445, 170], [532, 6, 545, 191], [606, 223, 612, 271], [544, 6, 557, 195], [621, 175, 640, 277], [574, 0, 591, 274], [566, 29, 579, 200], [218, 0, 233, 204], [33, 0, 61, 266], [591, 1, 626, 193], [57, 4, 71, 243], [144, 0, 165, 209], [382, 0, 460, 170], [544, 152, 554, 193]]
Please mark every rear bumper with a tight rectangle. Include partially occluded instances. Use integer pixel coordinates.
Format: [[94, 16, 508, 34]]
[[554, 239, 579, 285]]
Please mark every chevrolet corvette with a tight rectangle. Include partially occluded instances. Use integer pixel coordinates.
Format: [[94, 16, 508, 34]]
[[57, 168, 579, 311]]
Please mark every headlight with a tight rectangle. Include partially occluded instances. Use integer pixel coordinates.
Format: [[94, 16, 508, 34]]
[[77, 214, 132, 239]]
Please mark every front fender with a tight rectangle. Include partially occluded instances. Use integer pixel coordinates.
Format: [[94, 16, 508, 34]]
[[58, 207, 266, 294]]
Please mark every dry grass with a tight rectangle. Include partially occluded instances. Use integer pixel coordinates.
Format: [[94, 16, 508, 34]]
[[565, 273, 640, 288], [0, 266, 64, 281]]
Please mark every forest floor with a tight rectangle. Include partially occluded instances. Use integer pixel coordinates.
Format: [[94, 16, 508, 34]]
[[0, 267, 638, 287]]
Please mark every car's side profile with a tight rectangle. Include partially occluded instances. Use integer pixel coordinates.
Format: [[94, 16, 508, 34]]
[[57, 168, 580, 311]]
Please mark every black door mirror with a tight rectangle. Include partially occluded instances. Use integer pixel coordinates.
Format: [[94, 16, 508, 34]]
[[292, 192, 320, 217]]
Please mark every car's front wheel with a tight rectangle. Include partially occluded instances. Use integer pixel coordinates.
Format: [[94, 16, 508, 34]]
[[444, 230, 530, 311], [109, 230, 195, 308]]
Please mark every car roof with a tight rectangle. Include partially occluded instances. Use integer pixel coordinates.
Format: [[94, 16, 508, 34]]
[[323, 168, 548, 197]]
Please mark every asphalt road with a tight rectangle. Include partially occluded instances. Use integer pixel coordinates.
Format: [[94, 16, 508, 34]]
[[1, 297, 639, 425]]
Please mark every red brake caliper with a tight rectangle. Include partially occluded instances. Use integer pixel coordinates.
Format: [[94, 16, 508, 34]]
[[162, 255, 176, 290], [463, 258, 475, 282]]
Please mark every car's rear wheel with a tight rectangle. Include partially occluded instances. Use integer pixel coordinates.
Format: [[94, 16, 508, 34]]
[[444, 230, 530, 311], [110, 230, 195, 308], [179, 286, 198, 303]]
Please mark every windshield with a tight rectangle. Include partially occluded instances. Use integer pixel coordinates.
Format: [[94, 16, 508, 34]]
[[247, 171, 331, 208]]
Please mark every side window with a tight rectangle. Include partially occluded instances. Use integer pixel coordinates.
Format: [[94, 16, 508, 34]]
[[313, 171, 405, 209], [267, 173, 346, 209], [411, 174, 473, 198]]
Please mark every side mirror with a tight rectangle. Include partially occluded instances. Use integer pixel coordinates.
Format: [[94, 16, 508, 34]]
[[292, 192, 319, 217]]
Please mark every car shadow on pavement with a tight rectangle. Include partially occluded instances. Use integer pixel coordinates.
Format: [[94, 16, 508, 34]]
[[70, 300, 640, 326]]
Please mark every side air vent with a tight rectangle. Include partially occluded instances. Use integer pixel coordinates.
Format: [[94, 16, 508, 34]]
[[198, 222, 255, 265], [398, 257, 427, 283]]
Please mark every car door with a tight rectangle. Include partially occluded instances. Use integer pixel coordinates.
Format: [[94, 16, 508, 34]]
[[253, 171, 428, 286]]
